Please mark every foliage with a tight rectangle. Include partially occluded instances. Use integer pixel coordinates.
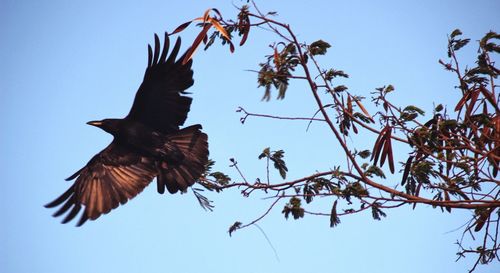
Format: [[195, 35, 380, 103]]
[[175, 3, 500, 272]]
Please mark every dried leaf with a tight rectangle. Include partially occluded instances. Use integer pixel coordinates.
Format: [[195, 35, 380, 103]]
[[401, 156, 414, 186], [239, 18, 250, 46], [182, 23, 212, 65], [386, 130, 395, 173], [353, 98, 374, 123], [371, 126, 388, 166], [379, 127, 392, 168], [171, 21, 193, 35], [383, 101, 389, 112], [202, 8, 212, 22], [347, 95, 353, 114], [208, 17, 230, 41], [479, 85, 497, 108], [454, 91, 470, 112], [465, 89, 480, 118], [229, 42, 235, 53], [210, 8, 223, 18]]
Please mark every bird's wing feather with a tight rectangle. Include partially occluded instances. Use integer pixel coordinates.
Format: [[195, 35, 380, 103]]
[[45, 142, 157, 226], [126, 33, 194, 134]]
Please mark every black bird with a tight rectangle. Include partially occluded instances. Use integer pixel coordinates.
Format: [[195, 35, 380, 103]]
[[45, 33, 209, 226]]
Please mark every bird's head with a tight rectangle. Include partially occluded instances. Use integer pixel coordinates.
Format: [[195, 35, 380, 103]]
[[87, 119, 121, 135]]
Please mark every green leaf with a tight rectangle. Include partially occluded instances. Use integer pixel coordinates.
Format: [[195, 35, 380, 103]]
[[385, 85, 395, 93], [342, 182, 369, 199], [480, 31, 500, 49], [453, 38, 470, 51], [192, 189, 214, 211], [258, 64, 275, 101], [259, 148, 288, 179], [412, 160, 436, 184], [285, 43, 297, 54], [303, 184, 313, 204], [353, 112, 373, 123], [203, 159, 216, 175], [450, 29, 462, 39], [309, 40, 331, 55], [365, 165, 386, 178], [277, 81, 288, 100], [261, 84, 272, 101], [403, 105, 425, 115], [371, 204, 387, 221], [258, 147, 271, 159], [324, 69, 349, 81], [271, 150, 288, 179], [332, 85, 348, 93], [282, 197, 304, 220], [358, 150, 371, 159], [484, 42, 500, 54], [228, 221, 242, 236], [210, 172, 231, 185], [330, 200, 341, 227], [400, 112, 418, 121]]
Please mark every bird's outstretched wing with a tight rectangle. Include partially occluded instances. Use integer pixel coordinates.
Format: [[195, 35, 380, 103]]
[[126, 33, 194, 134], [45, 142, 157, 226]]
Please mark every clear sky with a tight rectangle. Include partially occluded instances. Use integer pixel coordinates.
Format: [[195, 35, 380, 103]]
[[2, 1, 499, 273]]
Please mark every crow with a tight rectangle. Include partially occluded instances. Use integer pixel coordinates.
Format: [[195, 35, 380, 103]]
[[45, 33, 209, 226]]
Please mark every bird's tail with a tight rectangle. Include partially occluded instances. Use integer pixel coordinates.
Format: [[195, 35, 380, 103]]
[[157, 124, 209, 194]]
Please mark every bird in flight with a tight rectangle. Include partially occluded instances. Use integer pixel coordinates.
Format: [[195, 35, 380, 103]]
[[45, 33, 209, 226]]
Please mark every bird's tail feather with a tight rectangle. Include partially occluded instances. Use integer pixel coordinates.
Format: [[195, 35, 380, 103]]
[[157, 125, 209, 194]]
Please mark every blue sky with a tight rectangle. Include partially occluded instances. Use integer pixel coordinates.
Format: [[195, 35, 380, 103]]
[[2, 1, 499, 273]]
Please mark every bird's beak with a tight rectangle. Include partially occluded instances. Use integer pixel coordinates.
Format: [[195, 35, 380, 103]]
[[87, 120, 103, 127]]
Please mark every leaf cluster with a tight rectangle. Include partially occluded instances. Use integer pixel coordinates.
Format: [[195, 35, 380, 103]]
[[176, 8, 500, 271], [259, 147, 289, 179], [282, 197, 305, 220], [258, 43, 299, 100]]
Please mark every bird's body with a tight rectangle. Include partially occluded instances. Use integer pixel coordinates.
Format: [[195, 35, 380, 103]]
[[85, 119, 188, 167], [46, 33, 208, 226]]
